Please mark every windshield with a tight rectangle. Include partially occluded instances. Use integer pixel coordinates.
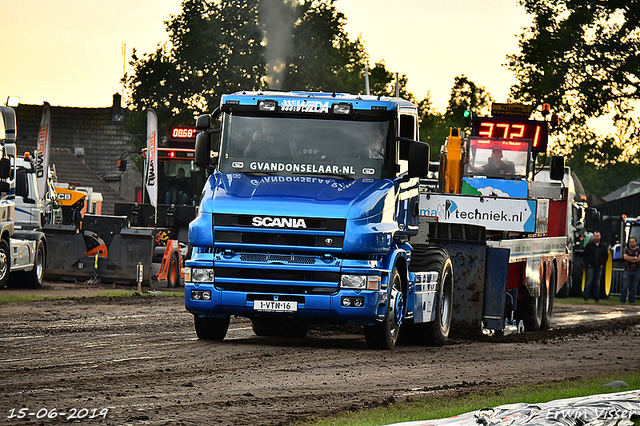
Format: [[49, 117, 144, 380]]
[[465, 137, 530, 179], [218, 114, 393, 179], [160, 159, 205, 206]]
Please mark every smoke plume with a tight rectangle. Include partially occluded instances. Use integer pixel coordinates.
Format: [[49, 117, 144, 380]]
[[260, 0, 297, 89]]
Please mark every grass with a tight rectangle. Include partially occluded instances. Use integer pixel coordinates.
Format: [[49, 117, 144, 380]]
[[303, 372, 640, 426], [557, 297, 638, 306], [0, 289, 183, 304]]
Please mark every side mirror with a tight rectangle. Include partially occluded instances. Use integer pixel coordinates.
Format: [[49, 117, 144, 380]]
[[550, 155, 564, 181], [195, 132, 213, 170], [408, 141, 430, 178], [0, 158, 10, 179], [16, 168, 29, 198], [196, 114, 211, 131]]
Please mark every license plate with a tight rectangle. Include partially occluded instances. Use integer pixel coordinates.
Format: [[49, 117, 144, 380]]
[[253, 300, 298, 312]]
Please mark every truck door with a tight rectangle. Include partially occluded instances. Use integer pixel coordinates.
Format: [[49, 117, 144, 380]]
[[397, 111, 420, 233]]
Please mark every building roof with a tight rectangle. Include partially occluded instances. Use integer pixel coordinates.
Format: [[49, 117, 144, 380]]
[[602, 178, 640, 202], [13, 94, 131, 180], [13, 94, 131, 215]]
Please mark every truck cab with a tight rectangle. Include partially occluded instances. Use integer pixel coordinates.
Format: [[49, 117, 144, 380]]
[[185, 91, 444, 349]]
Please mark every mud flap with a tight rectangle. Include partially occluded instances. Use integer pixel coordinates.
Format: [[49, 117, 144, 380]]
[[442, 242, 487, 337], [482, 247, 510, 332]]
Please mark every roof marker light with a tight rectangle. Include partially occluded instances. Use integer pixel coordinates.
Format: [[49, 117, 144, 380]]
[[258, 100, 277, 112], [332, 103, 352, 115]]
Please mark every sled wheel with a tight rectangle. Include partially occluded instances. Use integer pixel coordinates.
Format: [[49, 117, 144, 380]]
[[541, 263, 557, 330], [167, 252, 180, 288], [518, 278, 543, 332]]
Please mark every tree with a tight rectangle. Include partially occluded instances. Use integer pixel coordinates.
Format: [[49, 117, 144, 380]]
[[124, 0, 264, 150], [507, 0, 640, 196], [419, 76, 493, 160], [444, 76, 493, 125], [282, 0, 369, 93], [124, 0, 369, 151]]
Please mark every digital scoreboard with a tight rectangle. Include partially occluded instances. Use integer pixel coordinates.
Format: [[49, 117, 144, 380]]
[[170, 127, 197, 141], [471, 117, 548, 154]]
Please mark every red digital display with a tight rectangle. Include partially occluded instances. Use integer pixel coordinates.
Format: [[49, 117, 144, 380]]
[[171, 127, 197, 139], [471, 117, 548, 153]]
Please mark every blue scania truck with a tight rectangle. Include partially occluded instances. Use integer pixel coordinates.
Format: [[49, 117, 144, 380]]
[[184, 92, 570, 349]]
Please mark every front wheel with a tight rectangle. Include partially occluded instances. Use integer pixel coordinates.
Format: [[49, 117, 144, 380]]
[[25, 240, 45, 289], [0, 239, 10, 289], [194, 315, 230, 341], [365, 267, 404, 350]]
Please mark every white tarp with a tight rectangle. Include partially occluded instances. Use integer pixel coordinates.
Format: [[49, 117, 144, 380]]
[[384, 390, 640, 426]]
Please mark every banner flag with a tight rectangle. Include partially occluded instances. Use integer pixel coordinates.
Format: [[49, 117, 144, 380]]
[[145, 108, 158, 209], [36, 102, 51, 202]]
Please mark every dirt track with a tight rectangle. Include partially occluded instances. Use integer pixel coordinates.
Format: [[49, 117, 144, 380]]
[[1, 283, 640, 426]]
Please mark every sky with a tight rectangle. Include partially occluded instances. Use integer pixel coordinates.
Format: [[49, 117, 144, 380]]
[[0, 0, 534, 113]]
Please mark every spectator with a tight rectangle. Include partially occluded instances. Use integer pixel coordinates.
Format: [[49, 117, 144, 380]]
[[583, 231, 608, 302], [165, 167, 189, 205], [621, 237, 640, 304]]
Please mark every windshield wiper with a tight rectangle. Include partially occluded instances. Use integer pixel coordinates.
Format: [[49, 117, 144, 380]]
[[242, 171, 278, 177], [291, 172, 355, 180]]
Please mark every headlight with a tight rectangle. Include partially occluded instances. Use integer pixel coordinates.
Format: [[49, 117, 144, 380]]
[[340, 275, 380, 290], [191, 290, 212, 300], [183, 267, 215, 283]]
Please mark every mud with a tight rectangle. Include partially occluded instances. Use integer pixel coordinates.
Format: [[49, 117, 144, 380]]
[[1, 283, 640, 425]]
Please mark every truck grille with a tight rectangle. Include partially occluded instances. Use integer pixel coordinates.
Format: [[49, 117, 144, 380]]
[[216, 231, 343, 248], [214, 267, 340, 294], [216, 267, 339, 282], [239, 253, 317, 265], [215, 214, 344, 231], [214, 214, 346, 250]]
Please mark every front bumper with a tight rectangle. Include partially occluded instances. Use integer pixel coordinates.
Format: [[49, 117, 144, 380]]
[[185, 282, 385, 325]]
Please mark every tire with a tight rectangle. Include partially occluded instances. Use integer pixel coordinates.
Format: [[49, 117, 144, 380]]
[[167, 252, 180, 288], [556, 261, 570, 298], [570, 254, 585, 297], [0, 239, 10, 289], [365, 267, 404, 350], [541, 264, 556, 330], [25, 240, 45, 289], [194, 315, 230, 341], [518, 282, 543, 332], [251, 319, 310, 339], [402, 246, 453, 346]]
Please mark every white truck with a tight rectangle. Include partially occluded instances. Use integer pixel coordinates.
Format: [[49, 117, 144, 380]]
[[0, 106, 47, 288]]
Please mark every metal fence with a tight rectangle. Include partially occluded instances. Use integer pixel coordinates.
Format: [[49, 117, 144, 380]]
[[610, 268, 623, 296]]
